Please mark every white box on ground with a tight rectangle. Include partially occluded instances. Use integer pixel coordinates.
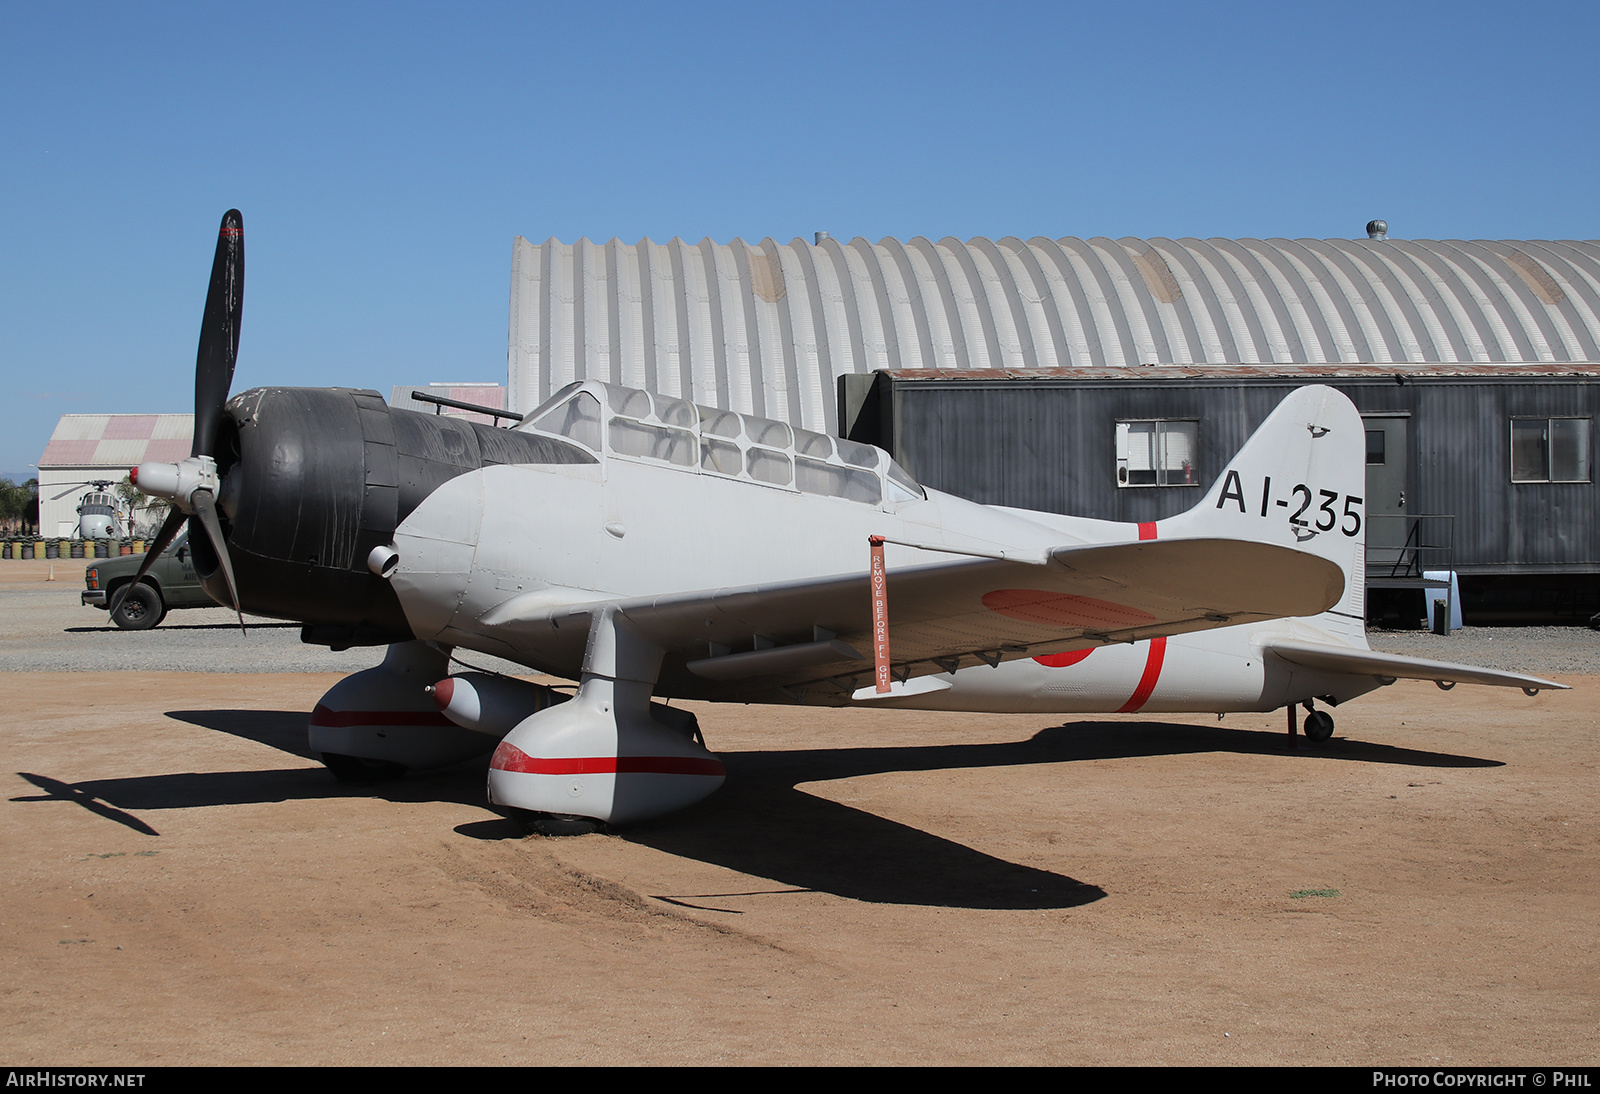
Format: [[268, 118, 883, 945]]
[[1424, 570, 1462, 631]]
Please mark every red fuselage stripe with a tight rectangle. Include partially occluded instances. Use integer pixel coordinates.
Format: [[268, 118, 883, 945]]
[[1116, 521, 1165, 711], [1115, 635, 1167, 713], [490, 742, 725, 777]]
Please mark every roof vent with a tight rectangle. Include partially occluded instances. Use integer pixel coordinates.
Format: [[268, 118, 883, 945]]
[[1366, 219, 1389, 241], [814, 231, 830, 245]]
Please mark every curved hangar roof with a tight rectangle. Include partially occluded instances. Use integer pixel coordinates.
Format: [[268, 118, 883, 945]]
[[508, 235, 1600, 432]]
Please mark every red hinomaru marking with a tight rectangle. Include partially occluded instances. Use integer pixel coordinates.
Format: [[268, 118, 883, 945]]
[[490, 741, 725, 777], [309, 704, 455, 728], [983, 589, 1158, 628], [1115, 636, 1167, 713], [1034, 648, 1094, 668]]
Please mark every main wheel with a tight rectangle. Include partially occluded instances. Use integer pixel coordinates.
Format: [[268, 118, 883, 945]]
[[1303, 709, 1335, 743], [509, 810, 606, 837], [111, 582, 165, 630]]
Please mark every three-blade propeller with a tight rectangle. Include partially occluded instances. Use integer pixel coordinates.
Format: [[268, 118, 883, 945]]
[[110, 210, 246, 631]]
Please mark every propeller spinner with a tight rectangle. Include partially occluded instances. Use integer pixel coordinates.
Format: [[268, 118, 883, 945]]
[[112, 210, 246, 630]]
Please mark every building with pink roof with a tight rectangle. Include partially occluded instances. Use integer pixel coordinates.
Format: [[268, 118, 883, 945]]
[[37, 414, 193, 537]]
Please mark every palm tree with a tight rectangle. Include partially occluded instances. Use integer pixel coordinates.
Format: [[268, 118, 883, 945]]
[[112, 475, 170, 538], [0, 478, 38, 536]]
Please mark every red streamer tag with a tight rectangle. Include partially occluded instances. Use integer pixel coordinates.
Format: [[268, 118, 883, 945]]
[[870, 535, 890, 693]]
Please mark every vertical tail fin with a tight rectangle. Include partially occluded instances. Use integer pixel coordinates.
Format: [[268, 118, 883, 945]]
[[1161, 385, 1367, 637]]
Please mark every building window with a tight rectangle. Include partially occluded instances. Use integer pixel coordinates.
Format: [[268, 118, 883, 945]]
[[1511, 417, 1591, 483], [1116, 420, 1199, 487], [1365, 430, 1386, 465]]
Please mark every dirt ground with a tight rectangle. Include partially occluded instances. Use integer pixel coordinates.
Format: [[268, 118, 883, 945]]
[[3, 657, 1596, 1067], [0, 559, 90, 584], [3, 553, 1596, 1065]]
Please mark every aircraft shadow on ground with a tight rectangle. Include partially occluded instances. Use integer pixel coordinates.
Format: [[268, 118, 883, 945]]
[[11, 711, 1502, 911], [616, 720, 1502, 909]]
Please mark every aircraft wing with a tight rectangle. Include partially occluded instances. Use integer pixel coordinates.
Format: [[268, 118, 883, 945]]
[[481, 537, 1343, 694], [1262, 639, 1568, 692]]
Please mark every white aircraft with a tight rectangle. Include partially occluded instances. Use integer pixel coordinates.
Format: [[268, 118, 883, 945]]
[[123, 212, 1565, 830], [48, 480, 129, 540]]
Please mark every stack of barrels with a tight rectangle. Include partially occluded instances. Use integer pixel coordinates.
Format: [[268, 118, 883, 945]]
[[1, 537, 148, 559]]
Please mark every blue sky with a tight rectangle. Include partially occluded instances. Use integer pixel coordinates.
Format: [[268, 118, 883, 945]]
[[3, 0, 1597, 475]]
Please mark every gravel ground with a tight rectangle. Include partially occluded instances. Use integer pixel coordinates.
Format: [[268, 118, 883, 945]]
[[1368, 625, 1600, 677], [4, 560, 1595, 1064], [0, 562, 527, 675], [4, 558, 1597, 678]]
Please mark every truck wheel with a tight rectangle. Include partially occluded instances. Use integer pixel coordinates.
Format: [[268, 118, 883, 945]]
[[111, 583, 166, 630]]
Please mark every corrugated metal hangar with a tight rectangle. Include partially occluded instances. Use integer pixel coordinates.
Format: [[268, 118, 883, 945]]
[[508, 230, 1600, 621], [508, 232, 1600, 425]]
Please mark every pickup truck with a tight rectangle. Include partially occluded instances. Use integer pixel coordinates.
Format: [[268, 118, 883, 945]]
[[82, 532, 218, 629]]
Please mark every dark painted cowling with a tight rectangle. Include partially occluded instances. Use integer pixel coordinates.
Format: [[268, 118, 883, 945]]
[[191, 387, 595, 641]]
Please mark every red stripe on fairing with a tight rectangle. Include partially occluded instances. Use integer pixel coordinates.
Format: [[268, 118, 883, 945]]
[[1115, 636, 1167, 713], [1138, 522, 1157, 540], [309, 704, 455, 728], [490, 742, 725, 777]]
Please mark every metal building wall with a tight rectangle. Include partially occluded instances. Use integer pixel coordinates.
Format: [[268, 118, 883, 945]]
[[870, 369, 1600, 574], [507, 235, 1600, 428]]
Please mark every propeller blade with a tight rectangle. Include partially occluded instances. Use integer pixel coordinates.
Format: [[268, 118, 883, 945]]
[[106, 508, 188, 619], [193, 210, 244, 459], [191, 488, 245, 633]]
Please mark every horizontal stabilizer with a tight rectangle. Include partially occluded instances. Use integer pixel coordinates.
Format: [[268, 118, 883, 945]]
[[1263, 639, 1568, 692]]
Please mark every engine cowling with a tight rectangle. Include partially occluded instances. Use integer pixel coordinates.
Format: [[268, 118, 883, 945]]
[[197, 387, 595, 641]]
